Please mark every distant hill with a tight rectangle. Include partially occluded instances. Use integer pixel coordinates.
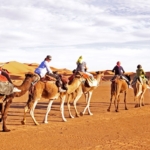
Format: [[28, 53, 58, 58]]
[[1, 61, 72, 78]]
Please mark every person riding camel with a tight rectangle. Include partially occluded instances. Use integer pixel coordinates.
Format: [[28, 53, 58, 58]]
[[75, 56, 94, 80], [34, 55, 66, 93], [111, 61, 132, 89], [0, 64, 21, 93], [132, 64, 150, 89]]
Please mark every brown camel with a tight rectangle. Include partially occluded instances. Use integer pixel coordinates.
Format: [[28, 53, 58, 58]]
[[66, 71, 104, 118], [132, 79, 149, 107], [107, 75, 130, 112], [0, 73, 37, 132], [21, 72, 85, 125]]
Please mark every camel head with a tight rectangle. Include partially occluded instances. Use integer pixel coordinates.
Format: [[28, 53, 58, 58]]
[[95, 71, 104, 78], [24, 72, 38, 83]]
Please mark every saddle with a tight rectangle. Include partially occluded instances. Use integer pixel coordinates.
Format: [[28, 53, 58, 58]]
[[29, 75, 56, 94], [86, 78, 97, 87], [40, 75, 56, 83], [80, 72, 98, 87]]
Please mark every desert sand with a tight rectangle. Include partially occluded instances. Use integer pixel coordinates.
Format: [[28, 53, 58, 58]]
[[0, 61, 150, 150]]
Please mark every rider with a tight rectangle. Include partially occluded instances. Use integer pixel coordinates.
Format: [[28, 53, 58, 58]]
[[34, 55, 66, 93], [0, 64, 21, 93], [132, 64, 150, 89], [76, 56, 94, 80], [111, 61, 132, 89]]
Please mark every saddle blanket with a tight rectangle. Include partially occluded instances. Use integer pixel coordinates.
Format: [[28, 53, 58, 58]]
[[0, 81, 13, 95], [82, 72, 98, 87], [86, 78, 98, 87]]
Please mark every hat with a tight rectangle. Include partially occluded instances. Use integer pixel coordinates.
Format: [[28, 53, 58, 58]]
[[46, 55, 52, 60]]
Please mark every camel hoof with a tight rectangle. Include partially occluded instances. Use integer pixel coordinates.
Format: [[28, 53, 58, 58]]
[[75, 114, 80, 118], [43, 121, 48, 124], [135, 104, 139, 108], [88, 113, 93, 116], [35, 123, 39, 126], [142, 104, 145, 106], [3, 128, 11, 132], [125, 108, 128, 110], [115, 110, 119, 112], [62, 119, 67, 122], [21, 120, 26, 125], [107, 109, 110, 112], [80, 112, 84, 116], [69, 115, 74, 118]]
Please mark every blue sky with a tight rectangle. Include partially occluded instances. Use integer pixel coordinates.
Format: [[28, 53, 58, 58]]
[[0, 0, 150, 72]]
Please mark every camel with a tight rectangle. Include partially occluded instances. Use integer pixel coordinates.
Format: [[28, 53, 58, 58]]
[[21, 71, 85, 125], [66, 71, 104, 118], [107, 75, 131, 112], [0, 73, 37, 132], [132, 79, 149, 107]]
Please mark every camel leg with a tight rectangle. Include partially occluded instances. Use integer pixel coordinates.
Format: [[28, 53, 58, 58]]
[[73, 91, 82, 117], [107, 94, 113, 112], [30, 100, 39, 125], [134, 91, 142, 107], [21, 94, 32, 125], [115, 95, 120, 112], [124, 92, 128, 110], [139, 93, 145, 107], [0, 102, 4, 122], [81, 91, 93, 116], [86, 91, 93, 115], [2, 98, 13, 132], [80, 92, 88, 116], [21, 105, 29, 125], [134, 85, 142, 107], [114, 97, 117, 111], [142, 97, 145, 106], [43, 100, 54, 123], [67, 94, 74, 118], [141, 89, 146, 106], [60, 96, 67, 122]]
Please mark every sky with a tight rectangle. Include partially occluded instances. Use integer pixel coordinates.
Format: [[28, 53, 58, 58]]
[[0, 0, 150, 72]]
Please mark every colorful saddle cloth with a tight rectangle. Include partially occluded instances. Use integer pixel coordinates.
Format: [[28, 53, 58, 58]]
[[82, 73, 98, 87]]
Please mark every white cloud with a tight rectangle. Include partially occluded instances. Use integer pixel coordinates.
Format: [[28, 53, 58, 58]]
[[0, 0, 150, 72]]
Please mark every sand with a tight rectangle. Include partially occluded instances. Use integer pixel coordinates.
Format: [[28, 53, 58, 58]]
[[0, 61, 150, 150]]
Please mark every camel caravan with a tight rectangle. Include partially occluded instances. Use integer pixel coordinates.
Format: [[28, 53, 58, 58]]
[[0, 59, 150, 132], [0, 69, 104, 132]]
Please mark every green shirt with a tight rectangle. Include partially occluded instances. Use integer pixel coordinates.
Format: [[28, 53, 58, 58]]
[[136, 68, 145, 78]]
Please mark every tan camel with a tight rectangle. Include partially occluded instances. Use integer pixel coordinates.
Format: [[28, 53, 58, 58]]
[[0, 73, 37, 132], [66, 71, 104, 118], [132, 79, 149, 107], [107, 75, 130, 112], [21, 72, 85, 125]]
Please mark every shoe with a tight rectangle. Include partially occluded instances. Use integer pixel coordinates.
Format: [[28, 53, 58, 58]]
[[13, 87, 21, 92], [129, 85, 133, 89], [59, 87, 66, 93]]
